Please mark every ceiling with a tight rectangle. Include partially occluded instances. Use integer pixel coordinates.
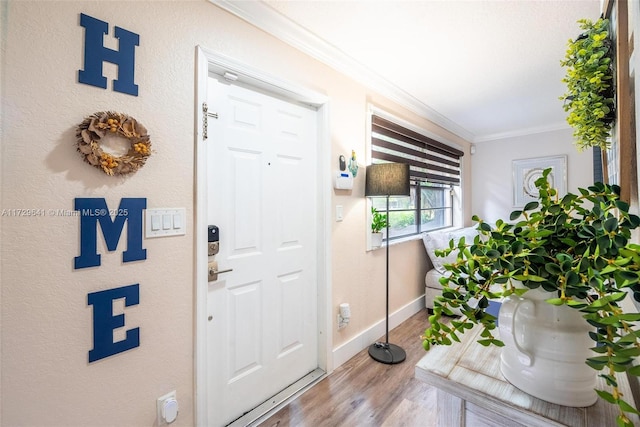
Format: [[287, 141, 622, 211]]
[[213, 0, 602, 143]]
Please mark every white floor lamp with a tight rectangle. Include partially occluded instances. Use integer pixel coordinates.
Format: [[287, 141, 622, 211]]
[[365, 163, 410, 364]]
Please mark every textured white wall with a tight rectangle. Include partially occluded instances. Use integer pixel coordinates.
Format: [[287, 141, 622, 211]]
[[471, 128, 594, 223], [2, 2, 202, 426], [0, 1, 470, 425]]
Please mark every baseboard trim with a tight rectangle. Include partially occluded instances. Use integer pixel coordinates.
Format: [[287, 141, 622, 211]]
[[332, 295, 426, 369]]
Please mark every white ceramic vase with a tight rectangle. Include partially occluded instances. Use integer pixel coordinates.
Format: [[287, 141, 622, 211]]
[[371, 232, 383, 249], [498, 286, 597, 407]]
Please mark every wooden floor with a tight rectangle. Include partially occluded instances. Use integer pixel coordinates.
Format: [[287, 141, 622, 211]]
[[258, 309, 438, 427]]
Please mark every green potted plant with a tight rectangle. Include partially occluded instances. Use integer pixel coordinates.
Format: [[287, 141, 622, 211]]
[[560, 17, 615, 151], [371, 207, 387, 248], [422, 169, 640, 426]]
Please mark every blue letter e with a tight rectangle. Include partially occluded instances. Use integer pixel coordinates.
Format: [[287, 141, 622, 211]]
[[88, 284, 140, 363]]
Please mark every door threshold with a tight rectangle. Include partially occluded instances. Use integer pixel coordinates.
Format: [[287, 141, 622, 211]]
[[227, 368, 326, 427]]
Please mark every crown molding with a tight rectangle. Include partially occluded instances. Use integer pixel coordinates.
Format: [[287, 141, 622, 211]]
[[210, 0, 476, 142], [473, 121, 572, 143]]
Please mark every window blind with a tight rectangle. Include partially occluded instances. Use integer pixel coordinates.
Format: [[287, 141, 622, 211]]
[[371, 115, 464, 185]]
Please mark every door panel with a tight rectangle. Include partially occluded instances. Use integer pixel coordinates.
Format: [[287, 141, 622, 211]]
[[229, 150, 261, 253], [228, 282, 261, 381], [206, 75, 318, 426]]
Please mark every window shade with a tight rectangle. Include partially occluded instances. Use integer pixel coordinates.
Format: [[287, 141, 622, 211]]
[[371, 115, 464, 185]]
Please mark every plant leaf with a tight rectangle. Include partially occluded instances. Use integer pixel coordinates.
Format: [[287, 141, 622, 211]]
[[596, 389, 616, 403], [604, 216, 619, 232], [510, 210, 522, 220]]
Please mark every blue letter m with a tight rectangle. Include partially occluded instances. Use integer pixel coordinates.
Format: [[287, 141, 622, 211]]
[[74, 198, 146, 269], [78, 13, 139, 96]]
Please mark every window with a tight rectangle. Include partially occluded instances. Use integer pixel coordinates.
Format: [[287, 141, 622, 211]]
[[370, 113, 464, 241]]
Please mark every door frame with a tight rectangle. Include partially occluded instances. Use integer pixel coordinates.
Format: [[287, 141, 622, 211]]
[[194, 46, 332, 426]]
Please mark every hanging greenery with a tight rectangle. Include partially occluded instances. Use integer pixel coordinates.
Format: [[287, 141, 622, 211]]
[[560, 18, 615, 151]]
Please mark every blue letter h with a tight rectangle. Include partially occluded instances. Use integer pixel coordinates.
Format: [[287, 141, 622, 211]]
[[78, 13, 139, 96]]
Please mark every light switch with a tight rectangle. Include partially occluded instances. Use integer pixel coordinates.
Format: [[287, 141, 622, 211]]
[[145, 208, 186, 238], [151, 214, 161, 231], [162, 214, 172, 230], [336, 205, 343, 222]]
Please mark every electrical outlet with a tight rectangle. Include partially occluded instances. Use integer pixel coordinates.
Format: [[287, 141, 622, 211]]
[[157, 390, 178, 425], [337, 314, 349, 330]]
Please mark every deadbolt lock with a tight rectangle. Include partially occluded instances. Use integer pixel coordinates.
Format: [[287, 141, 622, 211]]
[[208, 242, 219, 256]]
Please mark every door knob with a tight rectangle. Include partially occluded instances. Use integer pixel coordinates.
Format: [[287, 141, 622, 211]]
[[208, 261, 232, 282]]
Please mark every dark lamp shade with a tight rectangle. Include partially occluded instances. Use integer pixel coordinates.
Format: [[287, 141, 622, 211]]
[[365, 163, 410, 197]]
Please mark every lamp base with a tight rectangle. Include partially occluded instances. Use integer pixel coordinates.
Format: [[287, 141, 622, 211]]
[[368, 342, 406, 365]]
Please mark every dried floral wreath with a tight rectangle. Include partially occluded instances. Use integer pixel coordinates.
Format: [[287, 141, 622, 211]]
[[76, 111, 151, 176]]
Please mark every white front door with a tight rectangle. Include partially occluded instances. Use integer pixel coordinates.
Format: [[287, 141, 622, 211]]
[[206, 75, 319, 426]]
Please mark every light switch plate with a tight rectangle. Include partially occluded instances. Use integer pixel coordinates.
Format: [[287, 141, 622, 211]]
[[146, 208, 186, 238]]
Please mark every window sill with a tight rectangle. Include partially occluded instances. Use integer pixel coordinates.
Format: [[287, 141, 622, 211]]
[[367, 226, 463, 252], [367, 233, 421, 252]]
